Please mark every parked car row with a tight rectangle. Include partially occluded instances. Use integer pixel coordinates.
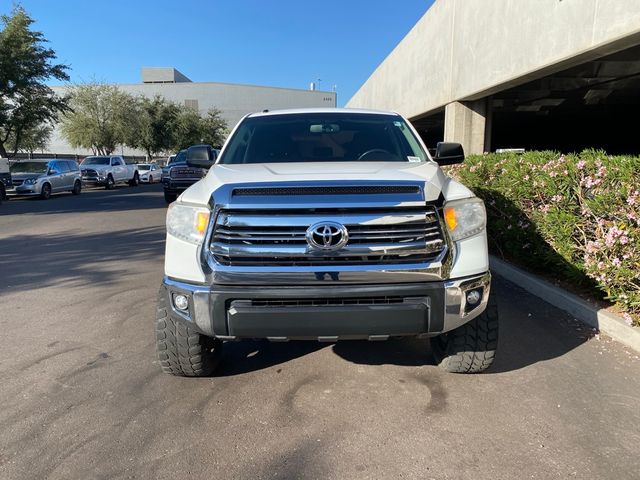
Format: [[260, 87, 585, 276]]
[[0, 156, 163, 202], [0, 145, 217, 204]]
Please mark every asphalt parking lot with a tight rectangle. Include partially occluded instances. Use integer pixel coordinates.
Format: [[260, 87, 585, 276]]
[[0, 185, 639, 480]]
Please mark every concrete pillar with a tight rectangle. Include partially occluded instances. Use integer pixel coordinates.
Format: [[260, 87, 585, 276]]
[[444, 99, 490, 155]]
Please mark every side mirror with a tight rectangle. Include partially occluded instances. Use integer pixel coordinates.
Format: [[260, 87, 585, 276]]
[[186, 158, 215, 169], [186, 145, 216, 170], [434, 142, 465, 166], [48, 169, 59, 175]]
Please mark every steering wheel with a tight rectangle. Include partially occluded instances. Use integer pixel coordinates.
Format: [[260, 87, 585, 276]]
[[357, 149, 391, 161]]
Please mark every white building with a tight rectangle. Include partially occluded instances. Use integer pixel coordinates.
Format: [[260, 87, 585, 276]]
[[49, 67, 337, 155]]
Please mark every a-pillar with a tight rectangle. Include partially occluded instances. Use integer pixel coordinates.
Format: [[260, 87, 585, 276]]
[[443, 99, 490, 155]]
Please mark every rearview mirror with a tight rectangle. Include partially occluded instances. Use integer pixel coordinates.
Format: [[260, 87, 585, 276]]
[[434, 142, 465, 166]]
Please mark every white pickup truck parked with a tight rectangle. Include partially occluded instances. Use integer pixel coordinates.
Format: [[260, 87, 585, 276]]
[[157, 108, 498, 377], [80, 155, 140, 189]]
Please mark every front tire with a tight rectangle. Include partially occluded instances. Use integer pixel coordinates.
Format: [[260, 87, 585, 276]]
[[40, 183, 52, 200], [128, 172, 139, 187], [72, 180, 81, 195], [105, 175, 115, 190], [155, 291, 223, 377], [431, 294, 498, 373], [164, 191, 177, 204]]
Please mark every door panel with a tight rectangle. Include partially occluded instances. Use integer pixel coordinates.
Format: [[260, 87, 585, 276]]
[[47, 162, 65, 191]]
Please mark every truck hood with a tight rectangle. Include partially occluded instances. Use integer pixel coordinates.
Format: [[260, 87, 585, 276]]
[[179, 161, 475, 205]]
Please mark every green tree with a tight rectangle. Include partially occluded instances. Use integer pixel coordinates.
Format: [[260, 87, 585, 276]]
[[127, 95, 179, 158], [6, 122, 52, 154], [60, 83, 132, 155], [199, 108, 227, 148], [0, 6, 69, 157], [171, 106, 204, 151], [171, 107, 227, 151]]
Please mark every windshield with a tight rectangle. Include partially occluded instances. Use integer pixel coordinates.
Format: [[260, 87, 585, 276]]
[[169, 150, 187, 164], [10, 161, 49, 173], [138, 165, 151, 170], [220, 113, 428, 164], [81, 156, 110, 165]]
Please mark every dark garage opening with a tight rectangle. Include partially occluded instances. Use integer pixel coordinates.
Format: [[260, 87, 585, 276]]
[[491, 44, 640, 154]]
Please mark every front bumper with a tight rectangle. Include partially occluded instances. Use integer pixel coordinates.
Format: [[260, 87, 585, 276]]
[[160, 272, 491, 340], [6, 185, 40, 196], [162, 178, 199, 194], [82, 176, 107, 186]]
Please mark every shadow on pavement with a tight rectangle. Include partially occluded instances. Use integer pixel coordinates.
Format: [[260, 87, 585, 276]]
[[0, 226, 165, 291], [215, 340, 327, 377], [0, 184, 165, 216], [214, 277, 591, 376]]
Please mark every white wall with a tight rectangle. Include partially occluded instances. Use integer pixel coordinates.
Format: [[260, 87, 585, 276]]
[[347, 0, 640, 119]]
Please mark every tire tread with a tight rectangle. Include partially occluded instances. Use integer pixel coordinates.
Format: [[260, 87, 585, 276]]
[[155, 290, 221, 377], [433, 295, 499, 374]]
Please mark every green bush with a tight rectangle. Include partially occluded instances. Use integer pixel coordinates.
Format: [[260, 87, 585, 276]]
[[448, 150, 640, 326]]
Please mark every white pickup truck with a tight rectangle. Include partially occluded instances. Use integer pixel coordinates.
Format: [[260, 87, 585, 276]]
[[157, 108, 498, 377], [80, 155, 140, 189]]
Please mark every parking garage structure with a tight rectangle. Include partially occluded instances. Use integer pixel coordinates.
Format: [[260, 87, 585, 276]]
[[347, 0, 640, 155]]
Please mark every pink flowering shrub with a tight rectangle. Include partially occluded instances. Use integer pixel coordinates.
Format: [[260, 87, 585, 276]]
[[449, 150, 640, 326]]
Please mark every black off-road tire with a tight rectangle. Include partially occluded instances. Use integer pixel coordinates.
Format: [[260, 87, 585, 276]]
[[105, 175, 115, 190], [164, 191, 177, 204], [72, 180, 82, 195], [155, 291, 222, 377], [40, 183, 52, 200], [431, 294, 498, 373], [128, 172, 139, 187]]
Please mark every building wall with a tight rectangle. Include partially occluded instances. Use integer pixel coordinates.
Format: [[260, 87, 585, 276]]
[[346, 0, 640, 120], [49, 82, 337, 155]]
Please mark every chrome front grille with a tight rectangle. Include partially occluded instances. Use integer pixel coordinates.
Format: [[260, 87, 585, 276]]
[[12, 179, 24, 186], [210, 205, 446, 267], [170, 167, 203, 179]]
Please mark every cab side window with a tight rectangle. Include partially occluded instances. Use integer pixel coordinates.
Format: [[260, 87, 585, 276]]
[[112, 157, 122, 166]]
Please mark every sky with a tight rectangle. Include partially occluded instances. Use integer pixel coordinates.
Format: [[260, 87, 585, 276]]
[[2, 0, 433, 106]]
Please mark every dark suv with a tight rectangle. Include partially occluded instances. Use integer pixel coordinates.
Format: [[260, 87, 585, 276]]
[[162, 145, 218, 203]]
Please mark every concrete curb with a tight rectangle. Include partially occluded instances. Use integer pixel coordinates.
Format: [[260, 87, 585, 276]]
[[489, 255, 640, 353]]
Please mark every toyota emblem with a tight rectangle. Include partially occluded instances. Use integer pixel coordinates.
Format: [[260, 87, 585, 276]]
[[306, 222, 349, 251]]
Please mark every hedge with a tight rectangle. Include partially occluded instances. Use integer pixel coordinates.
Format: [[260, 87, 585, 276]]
[[447, 150, 640, 327]]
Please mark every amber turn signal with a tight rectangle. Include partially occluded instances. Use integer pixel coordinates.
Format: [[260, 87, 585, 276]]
[[444, 207, 457, 231], [195, 211, 210, 235]]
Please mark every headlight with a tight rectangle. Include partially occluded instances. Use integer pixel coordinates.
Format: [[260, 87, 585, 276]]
[[24, 178, 38, 185], [443, 198, 486, 241], [166, 203, 210, 245]]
